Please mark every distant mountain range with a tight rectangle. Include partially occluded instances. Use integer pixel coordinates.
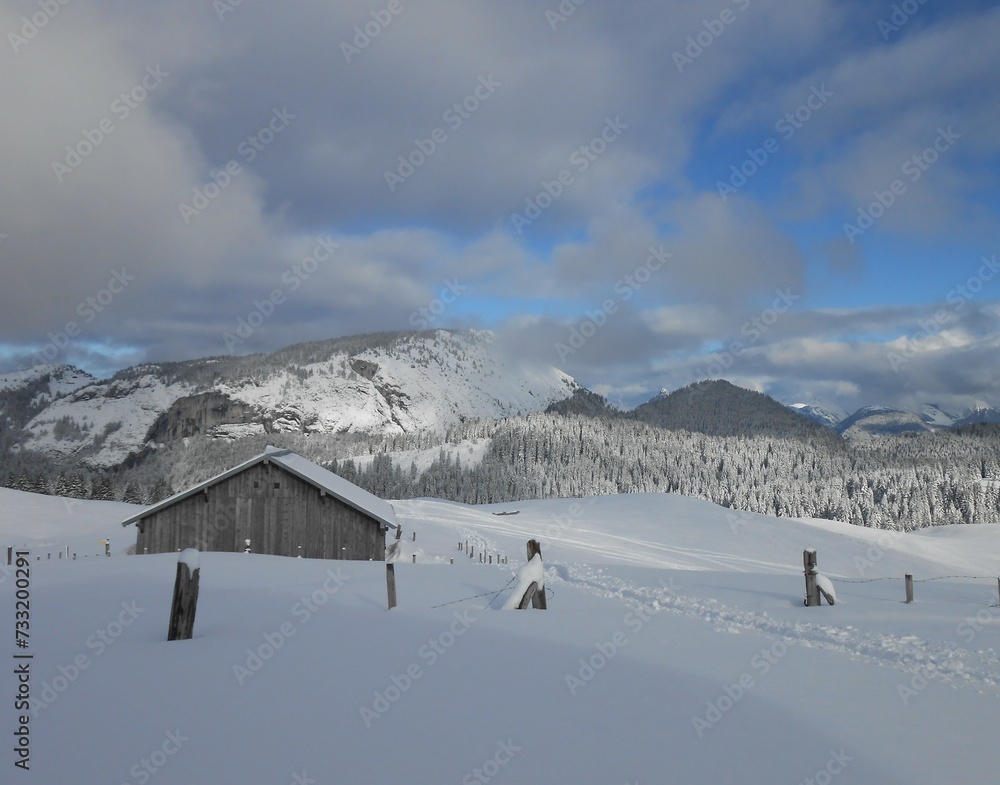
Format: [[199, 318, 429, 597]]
[[789, 398, 1000, 439], [2, 329, 999, 474], [0, 330, 577, 468]]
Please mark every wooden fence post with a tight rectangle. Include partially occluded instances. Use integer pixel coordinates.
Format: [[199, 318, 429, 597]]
[[803, 549, 820, 607], [386, 563, 397, 610], [6, 546, 11, 566], [905, 574, 914, 604], [526, 540, 547, 610], [167, 549, 200, 641]]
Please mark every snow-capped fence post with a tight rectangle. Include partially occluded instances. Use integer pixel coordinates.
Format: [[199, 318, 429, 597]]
[[803, 549, 821, 607], [167, 549, 200, 641], [905, 574, 914, 604], [386, 563, 397, 610], [526, 540, 547, 609]]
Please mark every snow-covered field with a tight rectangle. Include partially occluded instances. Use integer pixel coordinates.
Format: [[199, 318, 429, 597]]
[[2, 487, 999, 784]]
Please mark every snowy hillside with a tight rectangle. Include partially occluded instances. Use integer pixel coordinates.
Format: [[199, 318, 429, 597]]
[[0, 365, 95, 399], [788, 400, 848, 429], [14, 330, 577, 468], [837, 405, 931, 441], [917, 403, 959, 429], [2, 487, 999, 784]]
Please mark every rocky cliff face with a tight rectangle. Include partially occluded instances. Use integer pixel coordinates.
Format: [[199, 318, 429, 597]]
[[147, 392, 261, 443]]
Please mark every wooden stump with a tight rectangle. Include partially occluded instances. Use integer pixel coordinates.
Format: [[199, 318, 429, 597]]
[[526, 540, 547, 610], [803, 549, 820, 607], [167, 550, 200, 641], [386, 563, 397, 610]]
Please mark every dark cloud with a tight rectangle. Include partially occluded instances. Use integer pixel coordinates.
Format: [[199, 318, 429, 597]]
[[0, 1, 998, 412]]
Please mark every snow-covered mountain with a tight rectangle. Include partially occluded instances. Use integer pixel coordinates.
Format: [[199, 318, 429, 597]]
[[0, 364, 95, 401], [786, 401, 964, 435], [13, 330, 578, 468], [836, 404, 931, 440], [954, 404, 1000, 428], [917, 403, 959, 428], [787, 400, 849, 429], [633, 380, 841, 442]]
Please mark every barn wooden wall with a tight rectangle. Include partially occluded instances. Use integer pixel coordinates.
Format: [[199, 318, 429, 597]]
[[135, 463, 385, 560]]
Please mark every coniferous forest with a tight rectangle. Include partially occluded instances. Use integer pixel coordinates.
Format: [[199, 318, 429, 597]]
[[5, 378, 1000, 531]]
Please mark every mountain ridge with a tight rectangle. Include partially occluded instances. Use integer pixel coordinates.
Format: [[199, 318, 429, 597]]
[[5, 330, 578, 468]]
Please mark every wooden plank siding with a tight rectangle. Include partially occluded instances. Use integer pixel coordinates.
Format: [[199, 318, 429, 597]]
[[135, 462, 386, 560]]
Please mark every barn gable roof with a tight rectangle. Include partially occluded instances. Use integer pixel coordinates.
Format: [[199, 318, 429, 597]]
[[121, 446, 397, 530]]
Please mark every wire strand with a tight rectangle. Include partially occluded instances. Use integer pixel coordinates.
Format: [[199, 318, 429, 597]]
[[431, 575, 517, 609]]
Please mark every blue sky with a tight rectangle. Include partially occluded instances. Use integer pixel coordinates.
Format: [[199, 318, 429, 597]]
[[1, 0, 999, 413]]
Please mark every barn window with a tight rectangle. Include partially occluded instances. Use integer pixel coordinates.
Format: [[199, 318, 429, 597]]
[[253, 481, 260, 489], [273, 482, 281, 489]]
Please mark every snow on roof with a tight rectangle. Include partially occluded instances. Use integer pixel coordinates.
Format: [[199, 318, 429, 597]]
[[121, 447, 397, 529]]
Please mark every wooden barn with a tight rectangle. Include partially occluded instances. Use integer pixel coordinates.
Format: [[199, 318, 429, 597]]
[[121, 446, 397, 560]]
